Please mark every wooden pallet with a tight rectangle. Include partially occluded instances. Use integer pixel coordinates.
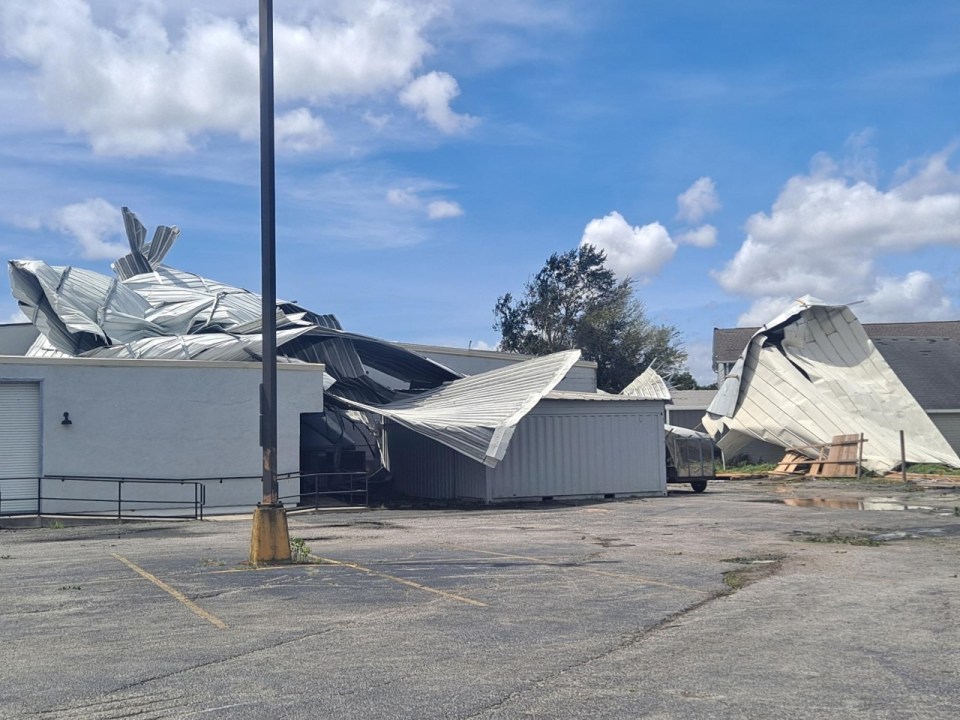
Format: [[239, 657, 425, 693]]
[[809, 434, 862, 477], [771, 450, 813, 475], [772, 435, 864, 477]]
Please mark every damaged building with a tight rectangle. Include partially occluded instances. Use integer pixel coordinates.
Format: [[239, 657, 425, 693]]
[[705, 297, 960, 472], [0, 209, 666, 516]]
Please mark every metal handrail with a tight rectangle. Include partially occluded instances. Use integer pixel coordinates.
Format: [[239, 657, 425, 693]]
[[279, 470, 369, 511], [1, 470, 370, 519], [0, 475, 207, 520]]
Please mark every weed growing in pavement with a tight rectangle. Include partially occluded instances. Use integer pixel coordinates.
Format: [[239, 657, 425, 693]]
[[48, 520, 65, 530], [58, 585, 81, 591], [955, 507, 960, 517], [798, 531, 882, 547], [199, 558, 225, 567], [290, 537, 311, 563]]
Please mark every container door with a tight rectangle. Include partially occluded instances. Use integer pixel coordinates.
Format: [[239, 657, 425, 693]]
[[0, 382, 41, 514]]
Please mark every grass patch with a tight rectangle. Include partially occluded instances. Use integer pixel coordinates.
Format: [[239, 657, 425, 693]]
[[290, 537, 311, 563], [48, 520, 65, 530], [721, 463, 777, 474], [720, 555, 783, 591], [906, 463, 960, 477], [796, 531, 882, 546], [199, 558, 225, 567]]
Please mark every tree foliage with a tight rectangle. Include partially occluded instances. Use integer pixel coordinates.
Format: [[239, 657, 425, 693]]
[[493, 244, 688, 393]]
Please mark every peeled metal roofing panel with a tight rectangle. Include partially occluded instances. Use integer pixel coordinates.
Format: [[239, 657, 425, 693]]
[[703, 297, 960, 471], [620, 366, 672, 399], [336, 350, 581, 467]]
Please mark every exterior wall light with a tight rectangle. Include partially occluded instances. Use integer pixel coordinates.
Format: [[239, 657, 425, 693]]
[[61, 412, 72, 426]]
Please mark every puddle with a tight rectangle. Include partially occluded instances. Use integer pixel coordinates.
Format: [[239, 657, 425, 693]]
[[761, 496, 957, 515]]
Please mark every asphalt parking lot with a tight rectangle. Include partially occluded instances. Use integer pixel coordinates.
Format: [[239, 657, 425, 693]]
[[2, 478, 959, 719]]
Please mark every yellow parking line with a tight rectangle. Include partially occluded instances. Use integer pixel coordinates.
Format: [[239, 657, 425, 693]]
[[311, 555, 487, 608], [112, 554, 228, 629], [451, 546, 709, 596]]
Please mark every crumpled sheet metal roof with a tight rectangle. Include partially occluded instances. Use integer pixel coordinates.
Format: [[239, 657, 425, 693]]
[[8, 209, 459, 411], [337, 350, 582, 467], [702, 297, 960, 471], [620, 366, 672, 400]]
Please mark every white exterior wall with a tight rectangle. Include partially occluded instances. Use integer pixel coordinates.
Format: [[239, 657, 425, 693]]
[[0, 357, 325, 514], [385, 397, 666, 502]]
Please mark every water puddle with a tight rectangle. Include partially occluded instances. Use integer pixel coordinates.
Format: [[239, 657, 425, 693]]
[[761, 496, 959, 516]]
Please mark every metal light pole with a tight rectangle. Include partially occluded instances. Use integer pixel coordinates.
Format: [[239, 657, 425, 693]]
[[259, 0, 278, 506], [250, 0, 290, 563]]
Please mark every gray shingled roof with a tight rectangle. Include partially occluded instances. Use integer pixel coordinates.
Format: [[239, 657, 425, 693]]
[[872, 337, 960, 410], [713, 320, 960, 365]]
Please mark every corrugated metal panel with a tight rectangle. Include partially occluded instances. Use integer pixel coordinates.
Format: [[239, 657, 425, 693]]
[[339, 351, 581, 467], [385, 424, 486, 500], [489, 399, 665, 499], [704, 298, 960, 472], [0, 383, 40, 513], [930, 413, 960, 456], [620, 366, 672, 399]]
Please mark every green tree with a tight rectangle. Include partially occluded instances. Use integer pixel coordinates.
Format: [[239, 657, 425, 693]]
[[493, 244, 688, 393]]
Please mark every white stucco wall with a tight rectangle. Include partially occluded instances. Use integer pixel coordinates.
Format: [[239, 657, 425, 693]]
[[0, 357, 325, 514]]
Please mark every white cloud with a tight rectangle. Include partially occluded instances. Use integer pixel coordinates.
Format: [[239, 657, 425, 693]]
[[716, 147, 960, 325], [426, 200, 464, 219], [276, 108, 329, 153], [676, 177, 720, 223], [385, 187, 463, 220], [50, 198, 126, 260], [398, 71, 478, 134], [386, 188, 422, 209], [0, 0, 465, 155], [677, 224, 717, 248], [580, 211, 676, 280]]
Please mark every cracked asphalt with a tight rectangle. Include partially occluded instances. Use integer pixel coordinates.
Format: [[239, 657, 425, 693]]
[[1, 478, 959, 719]]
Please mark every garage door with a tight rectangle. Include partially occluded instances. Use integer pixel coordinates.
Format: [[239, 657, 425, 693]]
[[0, 383, 41, 514]]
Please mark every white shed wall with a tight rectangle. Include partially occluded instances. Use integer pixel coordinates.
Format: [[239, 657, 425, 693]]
[[489, 399, 666, 500], [384, 397, 665, 502], [0, 357, 325, 514]]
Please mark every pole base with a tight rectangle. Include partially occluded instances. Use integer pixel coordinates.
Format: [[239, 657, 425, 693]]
[[250, 504, 291, 564]]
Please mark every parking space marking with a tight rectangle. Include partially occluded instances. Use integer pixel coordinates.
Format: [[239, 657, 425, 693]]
[[310, 555, 488, 608], [112, 553, 228, 629], [450, 546, 710, 596]]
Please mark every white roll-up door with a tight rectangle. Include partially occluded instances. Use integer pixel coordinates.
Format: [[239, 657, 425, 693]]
[[0, 383, 41, 514]]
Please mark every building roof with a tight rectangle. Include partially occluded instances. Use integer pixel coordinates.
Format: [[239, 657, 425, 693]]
[[669, 389, 717, 409], [714, 320, 960, 366], [872, 337, 960, 411]]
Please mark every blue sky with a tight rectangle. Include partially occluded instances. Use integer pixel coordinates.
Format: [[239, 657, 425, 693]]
[[2, 1, 960, 382]]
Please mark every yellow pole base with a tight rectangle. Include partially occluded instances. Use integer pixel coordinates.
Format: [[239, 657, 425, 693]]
[[250, 504, 291, 564]]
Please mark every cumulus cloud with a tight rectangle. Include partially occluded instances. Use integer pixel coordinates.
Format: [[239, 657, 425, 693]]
[[715, 145, 960, 325], [276, 109, 330, 153], [676, 177, 720, 223], [677, 224, 717, 248], [580, 211, 677, 280], [49, 198, 126, 259], [398, 71, 478, 134], [426, 200, 464, 219], [0, 1, 466, 155], [385, 187, 463, 220]]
